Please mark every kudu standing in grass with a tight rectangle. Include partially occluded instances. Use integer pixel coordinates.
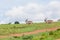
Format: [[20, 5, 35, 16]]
[[25, 19, 33, 24], [44, 18, 53, 24]]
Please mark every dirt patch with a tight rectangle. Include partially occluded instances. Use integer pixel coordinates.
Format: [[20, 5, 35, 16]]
[[0, 27, 60, 38], [56, 39, 60, 40]]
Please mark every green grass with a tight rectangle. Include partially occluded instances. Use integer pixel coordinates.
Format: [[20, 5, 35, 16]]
[[0, 28, 60, 40], [0, 22, 60, 35]]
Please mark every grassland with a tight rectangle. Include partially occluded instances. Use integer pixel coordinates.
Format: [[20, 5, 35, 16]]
[[0, 28, 60, 40], [0, 22, 60, 35]]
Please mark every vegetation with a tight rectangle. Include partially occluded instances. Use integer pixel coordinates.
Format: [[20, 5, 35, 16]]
[[0, 29, 60, 40], [0, 22, 60, 35], [14, 21, 20, 24]]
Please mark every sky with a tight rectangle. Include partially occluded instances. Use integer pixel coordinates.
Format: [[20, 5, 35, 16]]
[[0, 0, 60, 24]]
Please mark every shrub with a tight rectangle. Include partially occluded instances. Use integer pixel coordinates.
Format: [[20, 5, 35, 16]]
[[40, 36, 45, 40], [22, 35, 33, 40], [57, 29, 60, 31], [13, 36, 20, 38], [14, 21, 20, 24], [13, 36, 18, 38], [8, 22, 11, 24], [49, 31, 54, 35]]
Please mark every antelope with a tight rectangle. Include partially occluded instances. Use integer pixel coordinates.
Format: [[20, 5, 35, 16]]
[[44, 18, 53, 24], [25, 19, 33, 24]]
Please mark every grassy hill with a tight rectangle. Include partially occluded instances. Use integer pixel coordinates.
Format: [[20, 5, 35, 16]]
[[0, 22, 60, 35], [0, 28, 60, 40]]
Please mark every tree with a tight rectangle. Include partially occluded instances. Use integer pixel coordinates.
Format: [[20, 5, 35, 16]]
[[8, 22, 11, 24], [58, 19, 60, 21], [14, 21, 20, 24]]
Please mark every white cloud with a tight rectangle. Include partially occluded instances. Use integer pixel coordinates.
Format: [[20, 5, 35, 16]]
[[4, 1, 60, 24], [49, 1, 60, 17], [5, 3, 45, 22], [0, 21, 6, 24], [49, 1, 60, 8], [5, 6, 24, 17]]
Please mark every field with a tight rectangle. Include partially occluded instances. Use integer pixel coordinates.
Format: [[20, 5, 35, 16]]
[[0, 22, 60, 35], [0, 28, 60, 40], [0, 22, 60, 40]]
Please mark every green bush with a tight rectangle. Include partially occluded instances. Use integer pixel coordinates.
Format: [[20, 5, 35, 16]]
[[13, 36, 20, 38], [14, 21, 20, 24], [49, 31, 54, 35], [22, 35, 33, 40], [57, 29, 60, 31]]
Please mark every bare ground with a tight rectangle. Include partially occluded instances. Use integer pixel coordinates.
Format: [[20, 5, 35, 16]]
[[56, 39, 60, 40]]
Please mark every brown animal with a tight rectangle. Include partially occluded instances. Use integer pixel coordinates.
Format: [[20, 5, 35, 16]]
[[45, 20, 53, 24], [44, 18, 53, 24], [25, 19, 33, 24], [26, 21, 33, 24]]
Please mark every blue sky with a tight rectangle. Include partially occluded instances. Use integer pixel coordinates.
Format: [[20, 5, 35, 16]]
[[0, 0, 60, 24]]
